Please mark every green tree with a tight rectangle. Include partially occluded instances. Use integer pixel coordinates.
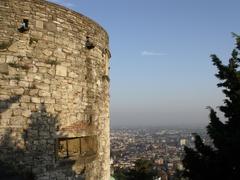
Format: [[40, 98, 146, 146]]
[[182, 34, 240, 180], [127, 159, 158, 180], [114, 168, 128, 180], [114, 159, 158, 180]]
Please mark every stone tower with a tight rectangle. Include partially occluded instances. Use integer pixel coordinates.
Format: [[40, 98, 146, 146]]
[[0, 0, 111, 179]]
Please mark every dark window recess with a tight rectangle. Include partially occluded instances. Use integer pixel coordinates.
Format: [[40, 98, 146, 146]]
[[18, 19, 29, 33], [85, 37, 95, 49], [57, 136, 97, 160]]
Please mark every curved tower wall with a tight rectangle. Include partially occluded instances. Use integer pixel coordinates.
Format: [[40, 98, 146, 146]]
[[0, 0, 110, 179]]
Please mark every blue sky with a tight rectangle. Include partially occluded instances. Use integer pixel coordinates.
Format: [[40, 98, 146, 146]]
[[48, 0, 240, 127]]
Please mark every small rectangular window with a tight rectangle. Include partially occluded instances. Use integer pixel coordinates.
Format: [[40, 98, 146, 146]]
[[57, 136, 97, 160]]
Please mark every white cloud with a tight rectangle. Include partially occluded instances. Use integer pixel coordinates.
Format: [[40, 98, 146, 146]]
[[141, 51, 167, 56]]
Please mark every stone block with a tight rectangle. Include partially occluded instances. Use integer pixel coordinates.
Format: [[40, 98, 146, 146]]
[[29, 89, 39, 96], [20, 95, 31, 103], [11, 88, 24, 95], [36, 12, 47, 18], [28, 104, 37, 111], [1, 109, 12, 118], [68, 71, 78, 78], [45, 22, 57, 32], [43, 78, 51, 84], [0, 63, 9, 74], [36, 20, 43, 29], [19, 81, 29, 88], [31, 97, 41, 103], [56, 18, 64, 23], [54, 104, 62, 112], [22, 110, 31, 117], [8, 42, 19, 52], [44, 98, 55, 104], [10, 116, 24, 126], [6, 56, 14, 63], [43, 35, 54, 42], [38, 67, 48, 73], [34, 75, 42, 80], [43, 49, 53, 57], [9, 80, 18, 86], [13, 109, 22, 115], [39, 90, 51, 97], [35, 83, 49, 90], [0, 95, 10, 100], [31, 31, 43, 39], [32, 66, 38, 73], [54, 48, 66, 59], [48, 68, 55, 76], [62, 48, 72, 54], [56, 65, 67, 77], [20, 103, 28, 109], [0, 56, 5, 63]]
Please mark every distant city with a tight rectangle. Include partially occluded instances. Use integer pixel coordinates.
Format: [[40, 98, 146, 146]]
[[110, 127, 211, 179]]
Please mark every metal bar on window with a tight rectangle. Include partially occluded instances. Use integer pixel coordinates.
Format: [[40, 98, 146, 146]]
[[66, 139, 69, 157], [79, 138, 81, 155]]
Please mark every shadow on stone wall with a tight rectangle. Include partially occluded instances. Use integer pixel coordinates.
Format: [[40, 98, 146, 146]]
[[0, 95, 21, 113], [0, 130, 34, 180], [0, 95, 33, 179], [0, 101, 85, 179]]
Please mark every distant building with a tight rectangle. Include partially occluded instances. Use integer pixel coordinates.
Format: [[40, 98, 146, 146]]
[[180, 138, 187, 146], [155, 158, 164, 165]]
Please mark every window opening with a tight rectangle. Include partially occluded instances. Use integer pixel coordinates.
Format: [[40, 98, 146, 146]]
[[85, 36, 95, 49], [57, 136, 97, 160], [18, 19, 29, 33]]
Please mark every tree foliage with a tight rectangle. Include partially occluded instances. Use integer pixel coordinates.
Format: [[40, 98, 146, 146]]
[[114, 159, 158, 180], [182, 35, 240, 180], [128, 159, 158, 180]]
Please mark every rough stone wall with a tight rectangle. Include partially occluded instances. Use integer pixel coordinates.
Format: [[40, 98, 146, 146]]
[[0, 0, 110, 179]]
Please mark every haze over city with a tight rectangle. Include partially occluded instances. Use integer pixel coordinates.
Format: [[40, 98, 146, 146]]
[[49, 0, 240, 127]]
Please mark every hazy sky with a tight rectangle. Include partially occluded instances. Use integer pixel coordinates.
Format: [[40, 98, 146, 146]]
[[48, 0, 240, 127]]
